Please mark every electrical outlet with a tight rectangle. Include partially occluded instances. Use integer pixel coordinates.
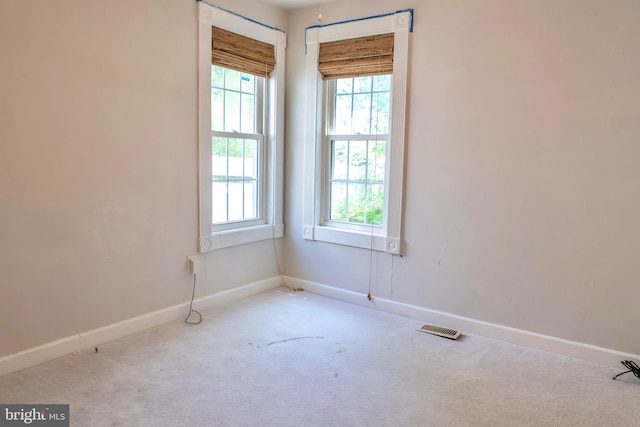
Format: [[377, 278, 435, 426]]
[[188, 255, 199, 274]]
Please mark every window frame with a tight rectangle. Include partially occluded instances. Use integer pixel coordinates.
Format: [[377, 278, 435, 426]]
[[198, 2, 286, 252], [303, 11, 412, 254]]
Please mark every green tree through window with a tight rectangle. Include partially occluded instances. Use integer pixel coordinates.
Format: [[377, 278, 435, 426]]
[[328, 75, 390, 227]]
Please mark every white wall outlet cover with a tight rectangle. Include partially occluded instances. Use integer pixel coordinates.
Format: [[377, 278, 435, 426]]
[[188, 256, 200, 274]]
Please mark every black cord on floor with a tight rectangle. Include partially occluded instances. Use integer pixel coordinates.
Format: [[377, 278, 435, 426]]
[[612, 360, 640, 380], [185, 274, 202, 325]]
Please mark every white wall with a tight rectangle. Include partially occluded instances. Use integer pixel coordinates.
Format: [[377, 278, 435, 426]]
[[0, 0, 285, 358], [284, 0, 640, 356]]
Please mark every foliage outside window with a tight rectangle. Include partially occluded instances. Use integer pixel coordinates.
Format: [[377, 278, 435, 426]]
[[326, 75, 391, 227]]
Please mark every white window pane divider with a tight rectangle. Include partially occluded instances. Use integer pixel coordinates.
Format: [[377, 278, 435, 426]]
[[325, 134, 390, 141], [210, 131, 263, 140]]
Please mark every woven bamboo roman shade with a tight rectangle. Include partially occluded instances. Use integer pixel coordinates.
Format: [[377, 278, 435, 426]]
[[211, 26, 275, 77], [318, 33, 394, 80]]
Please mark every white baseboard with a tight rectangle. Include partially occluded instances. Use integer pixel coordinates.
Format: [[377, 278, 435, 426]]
[[4, 274, 636, 377], [0, 276, 283, 377], [282, 276, 640, 367]]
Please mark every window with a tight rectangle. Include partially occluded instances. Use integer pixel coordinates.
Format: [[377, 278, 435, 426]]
[[198, 3, 286, 252], [325, 75, 390, 229], [303, 10, 412, 254], [211, 66, 263, 229]]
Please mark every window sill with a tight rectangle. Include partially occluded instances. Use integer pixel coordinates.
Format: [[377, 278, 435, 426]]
[[200, 223, 284, 253], [302, 225, 401, 254]]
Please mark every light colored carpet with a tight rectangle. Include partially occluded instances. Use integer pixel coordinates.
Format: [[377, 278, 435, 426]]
[[1, 287, 638, 426]]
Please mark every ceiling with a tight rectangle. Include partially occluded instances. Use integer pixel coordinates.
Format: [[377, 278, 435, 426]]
[[259, 0, 337, 10]]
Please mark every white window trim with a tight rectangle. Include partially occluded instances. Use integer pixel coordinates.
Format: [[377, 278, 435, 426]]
[[197, 2, 286, 252], [302, 11, 411, 255]]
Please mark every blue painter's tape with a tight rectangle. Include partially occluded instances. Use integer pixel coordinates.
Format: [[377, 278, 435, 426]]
[[197, 0, 286, 34], [241, 76, 251, 82], [307, 9, 413, 32], [305, 9, 414, 53], [399, 8, 415, 33]]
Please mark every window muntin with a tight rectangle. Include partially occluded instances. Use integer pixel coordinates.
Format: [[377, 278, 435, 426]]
[[211, 66, 259, 134], [332, 75, 391, 135], [211, 137, 261, 224], [211, 65, 264, 229], [325, 75, 391, 228], [328, 138, 386, 226]]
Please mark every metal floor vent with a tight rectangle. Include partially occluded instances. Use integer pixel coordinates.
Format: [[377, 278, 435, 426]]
[[417, 323, 462, 340]]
